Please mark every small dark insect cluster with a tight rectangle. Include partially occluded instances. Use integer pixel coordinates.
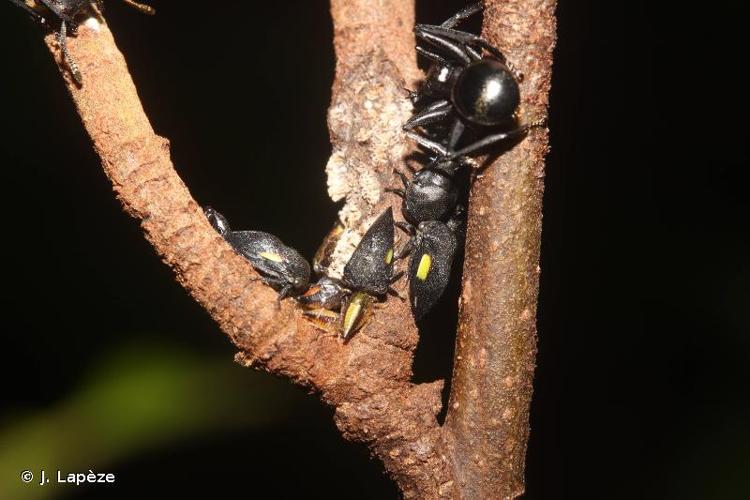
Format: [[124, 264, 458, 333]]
[[10, 0, 155, 84], [389, 1, 541, 322], [205, 206, 399, 341], [203, 2, 537, 341], [301, 208, 401, 340]]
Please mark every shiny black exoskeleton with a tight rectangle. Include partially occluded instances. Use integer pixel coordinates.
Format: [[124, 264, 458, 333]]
[[400, 218, 461, 320], [341, 208, 396, 297], [405, 2, 536, 160], [204, 207, 311, 300], [388, 168, 458, 226], [302, 208, 399, 340], [9, 0, 155, 84], [386, 159, 466, 320], [299, 276, 348, 311], [338, 207, 400, 339]]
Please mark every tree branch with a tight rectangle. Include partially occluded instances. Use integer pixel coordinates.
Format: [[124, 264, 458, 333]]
[[41, 0, 555, 497], [445, 1, 556, 498], [43, 6, 450, 498]]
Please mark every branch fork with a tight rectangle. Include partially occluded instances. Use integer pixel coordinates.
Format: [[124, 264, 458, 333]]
[[43, 1, 555, 497]]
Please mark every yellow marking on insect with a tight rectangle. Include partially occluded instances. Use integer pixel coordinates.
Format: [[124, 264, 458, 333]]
[[384, 248, 394, 264], [341, 292, 374, 340], [259, 251, 283, 263], [416, 254, 432, 281], [342, 299, 363, 338]]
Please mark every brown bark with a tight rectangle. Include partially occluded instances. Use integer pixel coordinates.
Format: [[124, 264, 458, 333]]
[[40, 0, 555, 497], [444, 1, 557, 499]]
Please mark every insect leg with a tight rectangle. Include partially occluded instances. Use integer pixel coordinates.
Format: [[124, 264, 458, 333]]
[[440, 2, 484, 29], [385, 171, 410, 197], [403, 100, 452, 131], [447, 119, 545, 160], [415, 29, 472, 65], [405, 131, 449, 157], [58, 20, 82, 85], [447, 118, 466, 150], [122, 0, 155, 15]]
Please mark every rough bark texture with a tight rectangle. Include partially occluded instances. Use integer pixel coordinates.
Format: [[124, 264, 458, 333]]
[[40, 0, 555, 497], [445, 1, 557, 499], [324, 0, 421, 278], [43, 9, 450, 499]]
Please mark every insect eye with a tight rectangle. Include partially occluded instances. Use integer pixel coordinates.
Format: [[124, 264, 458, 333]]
[[416, 254, 432, 281]]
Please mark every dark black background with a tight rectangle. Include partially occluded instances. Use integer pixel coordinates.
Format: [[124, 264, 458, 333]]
[[1, 1, 748, 499]]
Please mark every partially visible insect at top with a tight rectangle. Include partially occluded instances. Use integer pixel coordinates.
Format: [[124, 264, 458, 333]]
[[404, 1, 541, 160], [204, 207, 311, 300], [10, 0, 155, 84]]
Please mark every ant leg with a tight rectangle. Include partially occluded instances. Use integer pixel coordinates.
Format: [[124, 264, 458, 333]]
[[417, 25, 495, 54], [405, 131, 449, 157], [415, 46, 453, 67], [385, 171, 410, 197], [122, 0, 156, 15], [418, 25, 524, 80], [440, 2, 484, 29], [448, 128, 526, 159], [447, 118, 466, 150], [415, 29, 472, 64], [58, 21, 82, 85], [403, 100, 451, 130], [465, 45, 482, 61], [406, 130, 476, 172], [417, 25, 508, 62], [447, 119, 545, 160]]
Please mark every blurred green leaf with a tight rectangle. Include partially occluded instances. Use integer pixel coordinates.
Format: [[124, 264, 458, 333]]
[[0, 338, 299, 500]]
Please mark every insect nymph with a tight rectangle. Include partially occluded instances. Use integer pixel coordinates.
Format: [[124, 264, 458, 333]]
[[204, 207, 311, 300], [301, 208, 399, 340]]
